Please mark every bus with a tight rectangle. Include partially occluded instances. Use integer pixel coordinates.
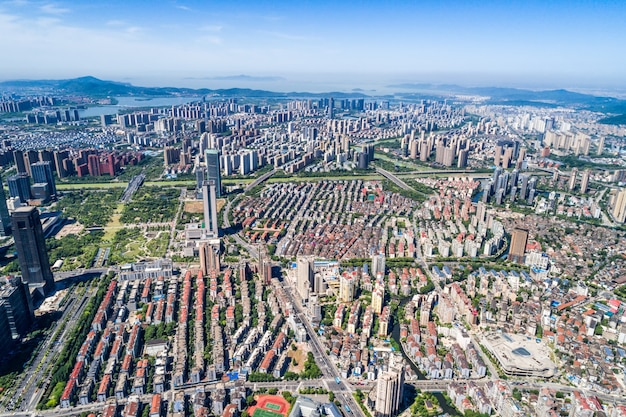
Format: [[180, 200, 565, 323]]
[[344, 405, 351, 414], [335, 377, 341, 384]]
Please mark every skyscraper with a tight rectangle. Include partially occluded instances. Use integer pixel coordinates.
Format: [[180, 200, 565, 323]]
[[202, 180, 219, 237], [7, 172, 31, 202], [11, 207, 54, 298], [374, 357, 405, 417], [0, 174, 11, 236], [31, 161, 56, 197], [296, 256, 314, 301], [0, 276, 34, 340], [205, 149, 222, 198], [13, 150, 26, 174], [508, 228, 529, 264]]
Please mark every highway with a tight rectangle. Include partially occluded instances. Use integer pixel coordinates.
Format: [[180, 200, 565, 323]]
[[3, 281, 98, 413]]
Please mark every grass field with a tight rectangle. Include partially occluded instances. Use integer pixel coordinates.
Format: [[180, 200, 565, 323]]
[[253, 409, 282, 417], [56, 182, 127, 190], [103, 203, 125, 241], [268, 174, 383, 183]]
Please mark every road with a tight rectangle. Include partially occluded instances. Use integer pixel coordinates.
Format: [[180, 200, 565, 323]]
[[279, 280, 364, 417], [222, 168, 276, 260], [3, 282, 98, 413], [375, 166, 412, 191]]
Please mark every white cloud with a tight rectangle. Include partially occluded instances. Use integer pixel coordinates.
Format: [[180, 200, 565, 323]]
[[175, 4, 191, 11], [39, 3, 69, 15], [199, 24, 222, 32]]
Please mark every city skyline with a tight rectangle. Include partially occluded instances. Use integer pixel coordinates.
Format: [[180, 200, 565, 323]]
[[0, 0, 625, 92]]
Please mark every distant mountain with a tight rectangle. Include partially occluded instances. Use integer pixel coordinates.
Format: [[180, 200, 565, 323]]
[[388, 83, 626, 114], [0, 76, 369, 99]]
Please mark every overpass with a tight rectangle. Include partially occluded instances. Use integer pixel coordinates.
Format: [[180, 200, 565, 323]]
[[375, 166, 412, 190]]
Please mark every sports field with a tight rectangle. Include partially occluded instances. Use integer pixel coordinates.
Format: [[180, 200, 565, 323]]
[[248, 395, 290, 417]]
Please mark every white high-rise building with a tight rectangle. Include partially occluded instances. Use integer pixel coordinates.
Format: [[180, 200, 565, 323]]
[[296, 256, 314, 301], [202, 180, 219, 238], [374, 356, 405, 417]]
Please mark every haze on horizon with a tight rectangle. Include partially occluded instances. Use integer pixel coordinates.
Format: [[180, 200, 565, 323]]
[[1, 0, 624, 93]]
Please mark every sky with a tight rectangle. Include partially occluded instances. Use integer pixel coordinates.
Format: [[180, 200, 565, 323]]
[[0, 0, 625, 92]]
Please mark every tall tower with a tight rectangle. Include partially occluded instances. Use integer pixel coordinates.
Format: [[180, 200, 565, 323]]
[[374, 358, 405, 417], [205, 149, 222, 197], [202, 180, 219, 237], [0, 174, 11, 236], [11, 207, 54, 298], [508, 228, 529, 264], [296, 256, 313, 301], [31, 161, 57, 197]]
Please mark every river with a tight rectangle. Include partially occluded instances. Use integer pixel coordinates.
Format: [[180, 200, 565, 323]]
[[391, 296, 462, 416], [78, 96, 202, 118]]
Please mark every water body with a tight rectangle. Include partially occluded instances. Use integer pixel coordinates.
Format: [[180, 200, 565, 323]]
[[391, 297, 462, 416], [79, 96, 201, 118]]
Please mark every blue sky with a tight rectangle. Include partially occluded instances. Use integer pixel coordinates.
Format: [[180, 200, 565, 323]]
[[0, 0, 624, 91]]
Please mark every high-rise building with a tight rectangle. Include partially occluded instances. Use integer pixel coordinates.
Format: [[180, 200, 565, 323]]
[[205, 149, 222, 197], [23, 150, 38, 176], [201, 180, 219, 238], [597, 137, 605, 156], [13, 150, 26, 174], [580, 169, 590, 194], [371, 253, 386, 277], [31, 161, 56, 197], [508, 228, 529, 264], [11, 207, 54, 298], [339, 274, 356, 303], [296, 256, 314, 301], [569, 168, 578, 191], [7, 172, 31, 202], [199, 241, 220, 276], [195, 167, 205, 190], [374, 358, 405, 417], [0, 276, 34, 341], [0, 174, 11, 236], [372, 281, 385, 314], [612, 188, 626, 223]]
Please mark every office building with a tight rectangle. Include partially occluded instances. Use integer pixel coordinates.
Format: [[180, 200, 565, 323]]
[[202, 180, 219, 238], [0, 276, 34, 341], [195, 167, 205, 190], [31, 161, 56, 197], [374, 358, 405, 417], [0, 174, 11, 236], [205, 149, 222, 197], [508, 228, 529, 264], [8, 173, 31, 202], [11, 207, 55, 298], [13, 150, 27, 174]]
